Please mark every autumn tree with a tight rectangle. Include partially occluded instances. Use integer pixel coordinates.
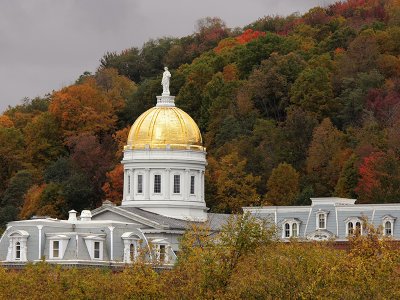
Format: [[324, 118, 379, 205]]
[[23, 112, 66, 169], [265, 163, 300, 205], [213, 152, 261, 213], [356, 150, 400, 203], [102, 164, 123, 205], [306, 118, 350, 196], [49, 81, 117, 137]]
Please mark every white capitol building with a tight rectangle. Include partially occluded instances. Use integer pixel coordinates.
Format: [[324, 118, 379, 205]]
[[1, 71, 400, 267]]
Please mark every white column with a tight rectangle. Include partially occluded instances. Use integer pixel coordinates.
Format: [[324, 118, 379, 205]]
[[145, 168, 150, 200], [123, 169, 128, 201], [108, 226, 115, 261], [164, 168, 170, 200], [200, 170, 205, 202], [197, 170, 202, 201], [129, 169, 134, 200], [184, 169, 190, 200], [37, 225, 43, 260]]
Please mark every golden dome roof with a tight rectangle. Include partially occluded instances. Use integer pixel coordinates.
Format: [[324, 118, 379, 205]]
[[126, 106, 204, 151]]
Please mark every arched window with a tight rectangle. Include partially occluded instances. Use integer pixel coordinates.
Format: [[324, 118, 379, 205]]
[[382, 215, 396, 236], [345, 217, 363, 237], [15, 242, 21, 260], [355, 222, 361, 235], [122, 232, 141, 263], [348, 222, 354, 236], [282, 219, 301, 239]]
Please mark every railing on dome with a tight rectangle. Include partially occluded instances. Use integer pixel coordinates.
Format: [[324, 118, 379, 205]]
[[156, 95, 175, 107], [124, 143, 205, 152]]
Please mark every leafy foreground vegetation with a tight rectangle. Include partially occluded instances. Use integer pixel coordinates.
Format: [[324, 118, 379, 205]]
[[2, 0, 400, 224], [1, 215, 400, 300]]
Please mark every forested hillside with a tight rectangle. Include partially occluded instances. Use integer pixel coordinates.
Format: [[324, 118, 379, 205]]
[[1, 0, 400, 225]]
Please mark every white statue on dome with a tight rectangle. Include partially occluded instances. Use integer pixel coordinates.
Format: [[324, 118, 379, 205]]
[[161, 67, 171, 96]]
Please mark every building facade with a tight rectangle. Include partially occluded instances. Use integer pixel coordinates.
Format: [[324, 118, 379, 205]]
[[0, 85, 229, 267], [1, 75, 399, 268], [244, 197, 400, 241]]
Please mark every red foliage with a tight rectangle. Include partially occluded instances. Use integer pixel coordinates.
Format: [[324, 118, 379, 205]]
[[355, 152, 383, 196], [366, 86, 400, 125], [235, 29, 266, 44], [328, 0, 387, 21]]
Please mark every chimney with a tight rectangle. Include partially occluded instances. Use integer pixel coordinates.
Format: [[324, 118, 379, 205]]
[[68, 210, 77, 222], [80, 210, 92, 222]]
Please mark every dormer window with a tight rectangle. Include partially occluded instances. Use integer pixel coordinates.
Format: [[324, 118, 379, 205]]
[[83, 235, 105, 260], [282, 219, 301, 238], [7, 230, 29, 262], [315, 210, 329, 230], [150, 238, 170, 264], [47, 234, 71, 260], [122, 232, 141, 263], [345, 217, 363, 236], [382, 215, 396, 236]]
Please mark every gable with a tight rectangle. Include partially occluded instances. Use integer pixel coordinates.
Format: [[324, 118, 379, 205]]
[[91, 206, 165, 229]]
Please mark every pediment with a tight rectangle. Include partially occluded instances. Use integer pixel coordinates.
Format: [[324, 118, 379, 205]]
[[306, 229, 335, 241], [91, 206, 166, 230]]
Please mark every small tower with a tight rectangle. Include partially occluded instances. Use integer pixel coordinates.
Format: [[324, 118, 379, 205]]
[[121, 69, 207, 221]]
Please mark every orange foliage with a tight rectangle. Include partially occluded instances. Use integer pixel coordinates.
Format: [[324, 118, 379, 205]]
[[49, 81, 116, 137], [102, 164, 124, 205], [235, 29, 266, 44], [214, 30, 265, 54], [19, 184, 46, 219], [0, 115, 14, 128], [222, 64, 239, 82], [113, 126, 130, 160], [214, 38, 239, 54]]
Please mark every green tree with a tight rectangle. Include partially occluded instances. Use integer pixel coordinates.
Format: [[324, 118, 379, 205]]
[[290, 66, 337, 120]]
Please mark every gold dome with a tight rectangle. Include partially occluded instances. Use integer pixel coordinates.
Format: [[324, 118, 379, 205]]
[[126, 106, 204, 151]]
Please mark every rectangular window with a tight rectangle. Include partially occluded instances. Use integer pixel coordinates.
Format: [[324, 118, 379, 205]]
[[159, 245, 166, 262], [190, 176, 195, 195], [284, 223, 290, 238], [385, 221, 392, 236], [137, 174, 143, 193], [128, 174, 131, 194], [94, 241, 100, 259], [154, 175, 161, 193], [292, 223, 298, 237], [173, 175, 180, 194], [15, 242, 21, 260], [318, 214, 325, 229], [53, 241, 60, 258]]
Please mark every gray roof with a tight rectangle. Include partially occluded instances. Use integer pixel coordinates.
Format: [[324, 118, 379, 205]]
[[117, 207, 230, 231]]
